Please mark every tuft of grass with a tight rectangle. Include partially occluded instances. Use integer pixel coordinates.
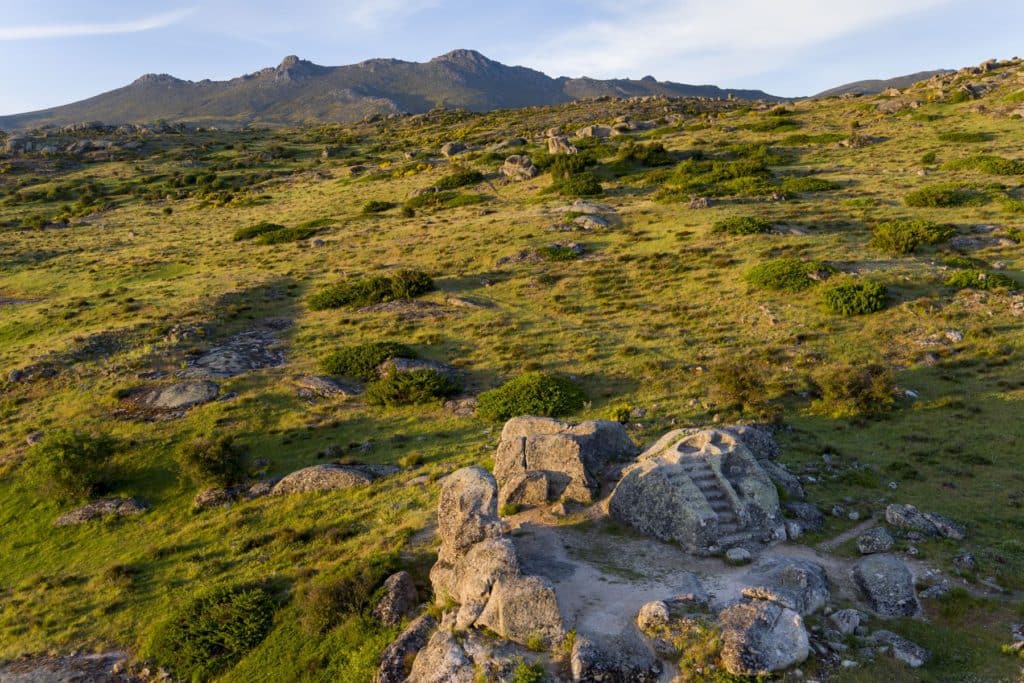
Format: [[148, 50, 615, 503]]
[[712, 216, 773, 235], [363, 369, 458, 407], [746, 257, 832, 291], [821, 279, 887, 315], [361, 200, 394, 214], [433, 167, 484, 190], [233, 221, 286, 241], [21, 430, 116, 503], [937, 131, 992, 143], [779, 176, 840, 193], [944, 155, 1024, 175], [174, 435, 247, 489], [945, 269, 1019, 292], [308, 270, 433, 311]]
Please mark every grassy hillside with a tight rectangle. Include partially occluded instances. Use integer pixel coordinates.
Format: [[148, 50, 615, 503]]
[[1, 59, 1023, 681]]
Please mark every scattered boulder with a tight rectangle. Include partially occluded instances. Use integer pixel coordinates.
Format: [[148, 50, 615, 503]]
[[570, 633, 662, 682], [435, 466, 502, 552], [636, 600, 671, 631], [689, 197, 712, 209], [784, 502, 823, 532], [726, 547, 753, 566], [576, 125, 612, 138], [872, 630, 932, 668], [407, 629, 475, 683], [857, 527, 895, 555], [885, 504, 966, 540], [54, 498, 148, 526], [137, 381, 219, 410], [573, 214, 611, 231], [719, 601, 810, 676], [765, 462, 806, 501], [442, 397, 478, 416], [853, 555, 919, 617], [293, 375, 359, 399], [193, 487, 236, 510], [829, 608, 866, 636], [271, 464, 380, 495], [373, 571, 419, 626], [547, 136, 577, 155], [376, 357, 460, 382], [440, 142, 466, 158], [494, 417, 637, 506], [178, 328, 285, 379], [377, 614, 437, 683], [609, 427, 785, 554], [501, 155, 538, 181], [741, 557, 830, 615]]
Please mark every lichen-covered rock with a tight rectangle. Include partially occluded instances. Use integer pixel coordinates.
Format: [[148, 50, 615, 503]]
[[494, 417, 637, 505], [407, 628, 475, 683], [497, 471, 551, 510], [636, 600, 670, 631], [872, 630, 932, 668], [138, 381, 219, 410], [570, 633, 663, 682], [376, 614, 436, 683], [475, 574, 564, 647], [54, 498, 148, 526], [853, 555, 919, 617], [784, 502, 824, 532], [435, 467, 502, 552], [501, 155, 538, 181], [293, 375, 359, 398], [829, 608, 866, 636], [376, 357, 460, 382], [719, 601, 810, 676], [857, 527, 895, 555], [741, 557, 830, 615], [271, 464, 377, 495], [885, 503, 966, 540], [764, 461, 806, 501], [373, 571, 419, 626], [547, 136, 577, 155], [431, 537, 520, 629]]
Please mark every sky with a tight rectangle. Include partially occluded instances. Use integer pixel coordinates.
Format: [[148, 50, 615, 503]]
[[1, 0, 1023, 115]]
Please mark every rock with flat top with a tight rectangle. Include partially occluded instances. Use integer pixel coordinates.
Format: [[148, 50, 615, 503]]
[[54, 498, 148, 526], [719, 601, 810, 676]]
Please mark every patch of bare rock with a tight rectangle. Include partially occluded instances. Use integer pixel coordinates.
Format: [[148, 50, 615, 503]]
[[0, 651, 146, 682], [54, 498, 148, 527]]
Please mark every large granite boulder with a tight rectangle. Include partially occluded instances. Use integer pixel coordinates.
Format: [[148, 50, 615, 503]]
[[570, 632, 663, 682], [137, 381, 219, 410], [853, 554, 919, 617], [608, 428, 785, 554], [407, 629, 475, 683], [372, 571, 419, 626], [741, 557, 830, 615], [271, 464, 377, 495], [547, 136, 577, 155], [719, 601, 810, 676], [475, 574, 564, 646], [494, 417, 637, 507], [501, 155, 538, 181], [376, 614, 436, 683], [435, 466, 502, 552]]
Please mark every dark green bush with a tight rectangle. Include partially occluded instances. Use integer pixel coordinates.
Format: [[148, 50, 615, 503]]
[[904, 185, 988, 208], [945, 269, 1019, 292], [320, 342, 415, 380], [814, 363, 895, 417], [539, 244, 582, 261], [938, 131, 991, 143], [869, 219, 955, 255], [253, 227, 318, 244], [361, 200, 394, 213], [942, 255, 988, 270], [476, 372, 586, 421], [175, 435, 247, 489], [746, 258, 832, 291], [779, 176, 840, 193], [364, 369, 458, 407], [821, 280, 887, 315], [150, 584, 276, 680], [23, 429, 114, 503], [710, 359, 771, 414], [298, 555, 395, 634], [712, 216, 773, 235], [745, 118, 801, 132], [943, 155, 1024, 175], [557, 171, 603, 197], [617, 141, 674, 166], [403, 190, 457, 210], [434, 167, 484, 190], [233, 221, 285, 241], [308, 270, 433, 311]]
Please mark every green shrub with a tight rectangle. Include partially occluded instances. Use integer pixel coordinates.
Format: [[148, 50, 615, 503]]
[[298, 555, 395, 634], [404, 190, 457, 210], [550, 154, 592, 182], [745, 118, 801, 132], [233, 221, 285, 241], [920, 150, 938, 165], [539, 244, 582, 261], [617, 141, 674, 166], [22, 429, 114, 503], [364, 369, 458, 407], [175, 435, 247, 489], [361, 200, 393, 213], [945, 269, 1019, 292], [814, 363, 895, 417], [779, 176, 840, 193], [511, 660, 545, 683], [746, 258, 832, 291], [904, 185, 988, 208], [320, 342, 415, 380], [556, 171, 602, 197], [821, 279, 887, 315], [710, 359, 771, 413], [150, 584, 276, 680], [476, 372, 586, 422], [942, 255, 987, 269], [712, 216, 772, 235], [253, 226, 317, 244], [869, 219, 955, 255], [938, 131, 991, 143], [943, 155, 1024, 175], [308, 270, 433, 310], [434, 167, 484, 190]]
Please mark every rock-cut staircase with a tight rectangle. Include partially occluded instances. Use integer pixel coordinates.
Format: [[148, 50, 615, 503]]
[[680, 457, 756, 549]]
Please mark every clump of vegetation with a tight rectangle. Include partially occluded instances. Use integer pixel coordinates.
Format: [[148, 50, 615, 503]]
[[944, 155, 1024, 175], [657, 146, 779, 199], [22, 429, 115, 503], [364, 369, 458, 407], [617, 141, 674, 166], [539, 244, 582, 261], [712, 216, 773, 235], [233, 221, 285, 241], [253, 226, 318, 244], [320, 342, 415, 380], [175, 435, 247, 489], [904, 184, 988, 208], [361, 199, 394, 213], [557, 171, 603, 197], [869, 219, 956, 255], [549, 154, 602, 197], [511, 659, 545, 683], [308, 269, 433, 310], [938, 131, 991, 143], [813, 362, 895, 417], [149, 583, 276, 680], [433, 167, 484, 190], [945, 269, 1019, 292], [746, 258, 832, 291], [821, 279, 887, 315], [477, 372, 586, 421], [710, 358, 772, 415], [298, 555, 396, 634], [779, 176, 840, 193]]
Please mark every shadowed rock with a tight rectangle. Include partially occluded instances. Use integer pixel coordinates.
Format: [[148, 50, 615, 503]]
[[853, 554, 919, 617], [719, 601, 809, 676]]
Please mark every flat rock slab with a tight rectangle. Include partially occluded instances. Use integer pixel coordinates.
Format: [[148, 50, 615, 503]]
[[0, 651, 142, 682], [271, 463, 398, 495], [179, 328, 286, 379], [136, 381, 220, 410], [54, 498, 148, 526], [292, 375, 360, 399], [358, 300, 448, 320]]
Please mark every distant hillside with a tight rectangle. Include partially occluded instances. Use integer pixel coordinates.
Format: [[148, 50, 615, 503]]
[[0, 50, 782, 130], [813, 69, 953, 98]]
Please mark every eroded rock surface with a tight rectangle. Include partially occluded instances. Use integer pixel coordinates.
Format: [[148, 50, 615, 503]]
[[54, 498, 148, 526], [853, 554, 919, 617]]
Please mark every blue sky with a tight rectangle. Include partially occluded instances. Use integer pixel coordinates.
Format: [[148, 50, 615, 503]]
[[2, 0, 1023, 115]]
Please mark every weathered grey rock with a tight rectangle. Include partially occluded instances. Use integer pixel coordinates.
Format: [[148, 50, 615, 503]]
[[726, 547, 753, 566], [293, 375, 358, 398], [435, 466, 502, 552], [138, 381, 219, 410], [784, 502, 823, 531], [440, 142, 466, 158], [547, 136, 577, 155], [576, 125, 612, 138], [766, 462, 807, 501], [494, 417, 637, 505], [376, 357, 460, 382], [373, 571, 419, 626], [0, 651, 141, 683], [475, 574, 564, 647], [571, 633, 662, 682], [688, 197, 712, 209], [497, 471, 551, 510], [853, 555, 919, 617], [742, 557, 830, 615], [431, 537, 521, 629], [573, 214, 611, 231], [857, 527, 895, 555], [407, 628, 475, 683], [376, 614, 436, 683], [193, 487, 236, 510], [271, 464, 376, 495], [636, 600, 670, 631], [719, 601, 810, 676], [886, 504, 966, 540], [442, 397, 478, 416], [608, 428, 785, 554], [54, 498, 148, 526], [829, 608, 866, 636], [501, 155, 538, 181], [178, 328, 285, 379], [872, 630, 932, 668]]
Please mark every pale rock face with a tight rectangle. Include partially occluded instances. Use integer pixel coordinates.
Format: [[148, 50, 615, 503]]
[[719, 601, 810, 676], [853, 554, 920, 617]]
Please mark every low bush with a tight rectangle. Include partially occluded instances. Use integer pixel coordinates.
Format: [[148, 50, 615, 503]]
[[617, 141, 674, 166], [944, 269, 1019, 292], [150, 583, 276, 680], [821, 279, 887, 315], [943, 155, 1024, 175], [364, 369, 458, 407], [253, 226, 317, 244], [298, 555, 396, 634], [710, 359, 771, 414], [22, 429, 114, 503], [938, 131, 991, 143], [308, 270, 433, 310], [539, 244, 582, 261], [434, 167, 484, 190], [175, 435, 247, 488], [557, 171, 603, 197], [904, 184, 988, 208], [320, 342, 415, 380], [233, 221, 285, 241], [746, 258, 832, 291], [476, 372, 586, 421], [869, 219, 955, 255], [712, 216, 772, 235], [779, 176, 840, 193], [361, 200, 393, 213], [813, 363, 895, 417]]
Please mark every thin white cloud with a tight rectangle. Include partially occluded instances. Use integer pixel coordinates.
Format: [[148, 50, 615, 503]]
[[0, 8, 194, 41], [331, 0, 440, 30], [525, 0, 953, 82]]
